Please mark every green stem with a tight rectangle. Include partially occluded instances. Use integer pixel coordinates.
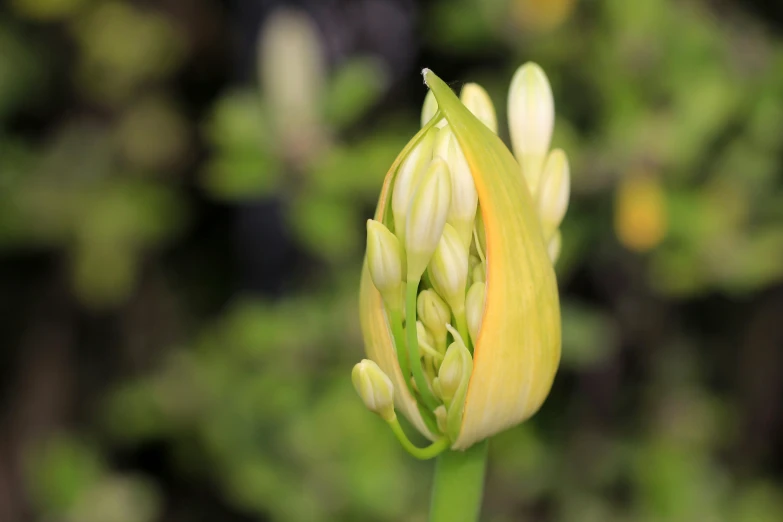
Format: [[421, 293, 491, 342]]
[[428, 441, 489, 522], [406, 279, 439, 410], [389, 307, 410, 381], [387, 416, 450, 460], [453, 307, 471, 352]]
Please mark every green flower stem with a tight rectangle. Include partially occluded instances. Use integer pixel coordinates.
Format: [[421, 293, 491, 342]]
[[387, 416, 450, 460], [389, 307, 411, 382], [428, 441, 489, 522], [453, 307, 471, 351], [406, 279, 439, 410]]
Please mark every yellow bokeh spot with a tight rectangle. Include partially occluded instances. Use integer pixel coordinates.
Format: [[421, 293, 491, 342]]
[[511, 0, 577, 32], [615, 172, 667, 252]]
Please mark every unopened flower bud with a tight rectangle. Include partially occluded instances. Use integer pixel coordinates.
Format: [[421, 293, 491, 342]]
[[417, 320, 437, 357], [472, 261, 485, 284], [508, 62, 554, 194], [417, 289, 450, 350], [392, 128, 436, 248], [434, 405, 448, 434], [405, 158, 452, 281], [460, 83, 497, 134], [537, 149, 570, 240], [465, 281, 486, 346], [433, 125, 452, 160], [421, 90, 447, 129], [446, 137, 478, 247], [428, 223, 469, 315], [438, 329, 472, 405], [352, 359, 395, 421], [366, 220, 403, 309], [474, 209, 487, 259]]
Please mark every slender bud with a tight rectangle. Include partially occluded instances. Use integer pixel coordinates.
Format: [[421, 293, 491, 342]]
[[405, 158, 452, 281], [468, 255, 481, 284], [472, 261, 485, 284], [547, 230, 562, 263], [421, 90, 447, 129], [446, 138, 479, 248], [417, 289, 451, 351], [417, 320, 437, 357], [433, 125, 452, 160], [460, 83, 497, 134], [392, 129, 436, 248], [465, 281, 486, 346], [428, 223, 469, 315], [351, 359, 395, 421], [537, 149, 570, 240], [366, 220, 403, 309], [434, 405, 448, 434], [438, 330, 472, 405], [441, 325, 473, 441], [508, 62, 554, 194]]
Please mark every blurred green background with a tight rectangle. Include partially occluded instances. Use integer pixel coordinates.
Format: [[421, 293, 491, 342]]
[[2, 0, 783, 521]]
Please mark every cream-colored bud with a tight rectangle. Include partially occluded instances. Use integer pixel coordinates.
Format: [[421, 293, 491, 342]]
[[392, 128, 436, 248], [465, 281, 486, 346], [460, 83, 497, 134], [438, 325, 472, 405], [538, 149, 570, 240], [508, 62, 554, 194], [446, 137, 478, 248], [428, 223, 469, 315], [472, 261, 485, 284], [434, 405, 448, 434], [433, 125, 452, 160], [366, 220, 402, 309], [547, 230, 562, 263], [416, 320, 438, 359], [417, 289, 450, 350], [405, 158, 452, 281], [421, 90, 447, 129], [351, 359, 395, 421]]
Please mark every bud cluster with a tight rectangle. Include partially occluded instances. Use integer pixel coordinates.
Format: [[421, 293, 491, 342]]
[[354, 64, 568, 453]]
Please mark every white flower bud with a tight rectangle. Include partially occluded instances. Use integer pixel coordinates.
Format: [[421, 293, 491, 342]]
[[438, 326, 472, 405], [472, 261, 485, 284], [405, 158, 451, 281], [446, 137, 478, 247], [433, 124, 452, 160], [537, 149, 570, 240], [460, 83, 497, 134], [392, 128, 436, 248], [508, 62, 554, 194], [428, 223, 469, 315], [417, 289, 451, 350], [421, 90, 447, 129], [366, 220, 403, 309], [465, 281, 486, 347], [434, 405, 448, 434], [351, 359, 395, 421]]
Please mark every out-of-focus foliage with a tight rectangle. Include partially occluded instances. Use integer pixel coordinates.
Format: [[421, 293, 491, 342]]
[[2, 0, 783, 522]]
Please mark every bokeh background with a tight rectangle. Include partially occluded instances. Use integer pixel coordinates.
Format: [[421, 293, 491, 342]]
[[2, 0, 783, 521]]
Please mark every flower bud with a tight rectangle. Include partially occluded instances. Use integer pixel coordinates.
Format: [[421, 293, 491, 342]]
[[417, 320, 437, 358], [460, 83, 497, 134], [417, 289, 450, 350], [438, 329, 472, 405], [428, 223, 469, 315], [472, 261, 486, 284], [434, 405, 448, 434], [352, 359, 395, 422], [474, 209, 487, 259], [537, 149, 570, 240], [433, 125, 453, 160], [392, 128, 436, 248], [446, 137, 479, 248], [465, 281, 486, 346], [405, 158, 452, 281], [421, 90, 447, 129], [508, 62, 554, 194], [366, 220, 403, 309]]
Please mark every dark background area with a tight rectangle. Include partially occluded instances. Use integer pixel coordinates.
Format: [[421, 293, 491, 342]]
[[2, 0, 783, 521]]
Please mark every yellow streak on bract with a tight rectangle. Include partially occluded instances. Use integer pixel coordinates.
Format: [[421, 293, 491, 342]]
[[425, 70, 561, 450], [359, 124, 439, 441]]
